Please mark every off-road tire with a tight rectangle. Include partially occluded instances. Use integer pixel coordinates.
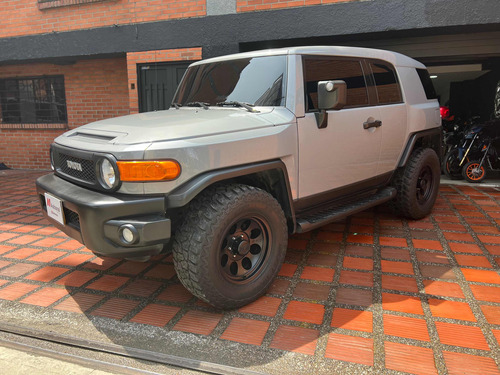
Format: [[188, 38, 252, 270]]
[[443, 148, 463, 180], [462, 161, 486, 183], [392, 148, 440, 220], [172, 183, 288, 309]]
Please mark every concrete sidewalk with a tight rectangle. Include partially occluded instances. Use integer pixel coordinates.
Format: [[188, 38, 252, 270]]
[[0, 344, 206, 374], [441, 175, 500, 188], [0, 345, 116, 375]]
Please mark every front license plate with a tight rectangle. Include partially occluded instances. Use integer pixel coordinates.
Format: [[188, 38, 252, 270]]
[[44, 193, 65, 226]]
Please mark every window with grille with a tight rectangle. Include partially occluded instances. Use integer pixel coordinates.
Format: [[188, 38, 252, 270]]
[[0, 76, 67, 124]]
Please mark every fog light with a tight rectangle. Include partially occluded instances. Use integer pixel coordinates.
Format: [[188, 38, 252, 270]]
[[122, 228, 134, 243], [119, 224, 138, 245]]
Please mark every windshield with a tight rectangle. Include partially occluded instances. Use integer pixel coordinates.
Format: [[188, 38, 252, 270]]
[[173, 55, 287, 107]]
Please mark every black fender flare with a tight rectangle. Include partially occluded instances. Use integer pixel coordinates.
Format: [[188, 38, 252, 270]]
[[166, 160, 296, 231], [398, 127, 442, 168]]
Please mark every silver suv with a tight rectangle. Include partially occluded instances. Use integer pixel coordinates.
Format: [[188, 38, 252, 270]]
[[36, 46, 441, 309]]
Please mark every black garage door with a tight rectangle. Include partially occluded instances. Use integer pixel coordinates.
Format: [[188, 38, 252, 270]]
[[138, 62, 190, 113]]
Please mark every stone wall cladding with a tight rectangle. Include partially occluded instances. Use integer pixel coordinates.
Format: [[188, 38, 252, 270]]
[[236, 0, 358, 12]]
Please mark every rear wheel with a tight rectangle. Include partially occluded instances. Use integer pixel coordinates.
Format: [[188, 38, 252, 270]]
[[392, 148, 440, 219], [443, 148, 463, 180], [172, 184, 288, 309], [462, 161, 486, 183]]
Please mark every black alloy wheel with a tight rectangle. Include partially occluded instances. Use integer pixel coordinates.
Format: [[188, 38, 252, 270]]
[[416, 165, 434, 204], [220, 217, 270, 283]]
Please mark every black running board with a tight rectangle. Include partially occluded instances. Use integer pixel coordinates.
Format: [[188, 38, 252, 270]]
[[296, 187, 397, 233]]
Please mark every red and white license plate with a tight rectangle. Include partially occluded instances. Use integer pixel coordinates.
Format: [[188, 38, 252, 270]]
[[44, 193, 65, 226]]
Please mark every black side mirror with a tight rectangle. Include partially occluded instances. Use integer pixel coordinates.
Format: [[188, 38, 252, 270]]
[[315, 80, 347, 128]]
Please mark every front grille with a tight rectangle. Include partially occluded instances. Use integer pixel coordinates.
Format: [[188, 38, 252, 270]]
[[64, 207, 80, 230], [58, 153, 96, 183], [52, 144, 119, 192]]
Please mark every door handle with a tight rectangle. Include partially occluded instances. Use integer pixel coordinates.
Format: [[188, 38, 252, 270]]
[[363, 119, 382, 129]]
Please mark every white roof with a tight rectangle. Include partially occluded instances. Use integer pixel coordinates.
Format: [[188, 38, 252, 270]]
[[191, 46, 426, 69]]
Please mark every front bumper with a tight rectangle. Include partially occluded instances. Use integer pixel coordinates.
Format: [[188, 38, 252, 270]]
[[36, 173, 171, 258]]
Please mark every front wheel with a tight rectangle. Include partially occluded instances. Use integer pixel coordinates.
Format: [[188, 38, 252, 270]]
[[462, 161, 486, 183], [392, 148, 440, 220], [172, 184, 288, 309]]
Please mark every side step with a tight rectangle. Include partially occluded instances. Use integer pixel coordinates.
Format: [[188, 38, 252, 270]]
[[296, 187, 397, 233]]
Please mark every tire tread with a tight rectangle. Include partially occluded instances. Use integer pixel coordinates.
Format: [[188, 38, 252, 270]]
[[392, 148, 440, 220], [172, 183, 287, 309]]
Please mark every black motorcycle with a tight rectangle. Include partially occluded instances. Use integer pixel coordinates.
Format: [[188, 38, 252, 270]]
[[462, 120, 500, 183], [442, 117, 483, 179], [444, 80, 500, 181]]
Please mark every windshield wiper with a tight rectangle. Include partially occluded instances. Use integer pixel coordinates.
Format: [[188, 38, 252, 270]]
[[217, 101, 259, 113], [186, 102, 209, 110], [171, 103, 182, 109]]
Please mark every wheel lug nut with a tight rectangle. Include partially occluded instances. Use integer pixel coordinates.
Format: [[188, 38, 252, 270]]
[[231, 237, 236, 241], [228, 247, 232, 251]]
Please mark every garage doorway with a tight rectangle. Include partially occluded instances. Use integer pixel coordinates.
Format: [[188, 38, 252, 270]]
[[138, 62, 190, 113], [429, 64, 500, 121]]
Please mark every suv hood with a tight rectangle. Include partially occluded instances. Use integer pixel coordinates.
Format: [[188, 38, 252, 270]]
[[60, 107, 283, 145]]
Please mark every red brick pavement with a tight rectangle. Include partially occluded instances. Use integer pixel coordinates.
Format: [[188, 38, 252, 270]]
[[0, 170, 500, 373]]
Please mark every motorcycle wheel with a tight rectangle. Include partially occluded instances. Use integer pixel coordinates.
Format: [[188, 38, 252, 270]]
[[442, 149, 463, 180], [462, 161, 486, 183]]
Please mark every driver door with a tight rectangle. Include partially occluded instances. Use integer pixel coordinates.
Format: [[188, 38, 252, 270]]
[[298, 56, 382, 199]]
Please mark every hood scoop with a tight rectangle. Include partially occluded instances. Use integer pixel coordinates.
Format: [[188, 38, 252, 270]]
[[67, 131, 121, 143]]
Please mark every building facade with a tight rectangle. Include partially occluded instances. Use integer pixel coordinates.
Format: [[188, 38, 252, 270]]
[[0, 0, 499, 169]]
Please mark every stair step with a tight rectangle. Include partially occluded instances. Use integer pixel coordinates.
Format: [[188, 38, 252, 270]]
[[296, 187, 396, 233]]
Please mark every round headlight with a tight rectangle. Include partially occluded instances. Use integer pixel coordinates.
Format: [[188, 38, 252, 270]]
[[99, 158, 117, 189]]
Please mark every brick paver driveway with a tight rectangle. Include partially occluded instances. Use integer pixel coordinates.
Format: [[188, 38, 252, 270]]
[[0, 169, 500, 374]]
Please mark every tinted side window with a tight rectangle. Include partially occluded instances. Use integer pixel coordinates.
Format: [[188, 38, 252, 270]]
[[416, 69, 438, 100], [303, 57, 368, 111], [370, 61, 402, 104]]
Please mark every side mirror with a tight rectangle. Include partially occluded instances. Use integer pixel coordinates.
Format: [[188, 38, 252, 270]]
[[315, 80, 347, 128]]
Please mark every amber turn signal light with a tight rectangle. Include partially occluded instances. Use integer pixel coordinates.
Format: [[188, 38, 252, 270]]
[[117, 160, 181, 181]]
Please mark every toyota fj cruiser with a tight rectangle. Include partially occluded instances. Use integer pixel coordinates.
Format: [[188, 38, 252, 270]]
[[36, 46, 441, 309]]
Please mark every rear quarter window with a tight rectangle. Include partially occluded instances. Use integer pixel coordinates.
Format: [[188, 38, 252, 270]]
[[369, 61, 403, 104], [416, 69, 438, 100]]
